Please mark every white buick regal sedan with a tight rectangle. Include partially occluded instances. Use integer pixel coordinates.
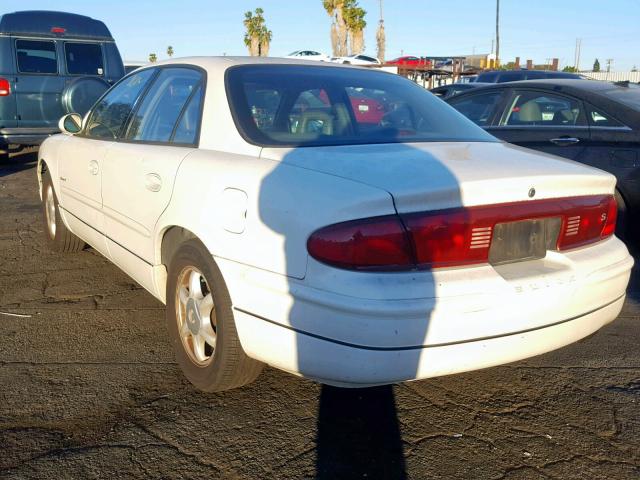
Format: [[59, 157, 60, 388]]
[[37, 57, 633, 391]]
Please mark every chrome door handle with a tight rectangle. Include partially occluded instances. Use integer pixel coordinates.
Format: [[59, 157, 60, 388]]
[[145, 173, 162, 192], [549, 137, 580, 146], [88, 160, 99, 175]]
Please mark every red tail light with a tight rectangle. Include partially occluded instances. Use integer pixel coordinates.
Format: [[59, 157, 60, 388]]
[[307, 195, 617, 271], [557, 195, 617, 249], [0, 78, 10, 96], [306, 216, 414, 270]]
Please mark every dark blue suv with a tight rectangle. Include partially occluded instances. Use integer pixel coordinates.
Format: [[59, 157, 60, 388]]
[[0, 11, 125, 160]]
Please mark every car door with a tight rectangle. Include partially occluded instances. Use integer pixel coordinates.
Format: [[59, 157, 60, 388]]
[[447, 89, 508, 128], [485, 89, 590, 161], [101, 66, 204, 265], [580, 102, 640, 209], [13, 38, 64, 129], [58, 68, 156, 247]]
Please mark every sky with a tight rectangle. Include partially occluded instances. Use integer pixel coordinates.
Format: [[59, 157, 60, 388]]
[[9, 0, 640, 70]]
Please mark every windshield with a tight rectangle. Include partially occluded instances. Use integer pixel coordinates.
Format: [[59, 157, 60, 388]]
[[226, 65, 496, 147], [603, 84, 640, 111]]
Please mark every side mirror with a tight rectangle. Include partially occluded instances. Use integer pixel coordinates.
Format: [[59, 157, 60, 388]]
[[58, 113, 82, 135]]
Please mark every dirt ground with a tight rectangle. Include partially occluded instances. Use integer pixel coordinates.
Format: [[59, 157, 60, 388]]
[[1, 150, 639, 479]]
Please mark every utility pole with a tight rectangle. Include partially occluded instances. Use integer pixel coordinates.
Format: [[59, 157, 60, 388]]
[[574, 38, 582, 71], [495, 0, 500, 66], [606, 58, 613, 72]]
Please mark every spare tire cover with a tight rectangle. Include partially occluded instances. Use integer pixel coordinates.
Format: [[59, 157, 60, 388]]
[[62, 77, 110, 116]]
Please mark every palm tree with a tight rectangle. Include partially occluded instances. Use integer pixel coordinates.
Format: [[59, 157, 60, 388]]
[[376, 0, 385, 62], [148, 53, 157, 63], [244, 8, 272, 56], [167, 46, 174, 58], [343, 0, 366, 55], [323, 1, 347, 56]]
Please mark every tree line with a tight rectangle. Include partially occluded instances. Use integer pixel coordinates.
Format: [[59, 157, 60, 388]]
[[243, 1, 386, 61], [146, 2, 387, 62]]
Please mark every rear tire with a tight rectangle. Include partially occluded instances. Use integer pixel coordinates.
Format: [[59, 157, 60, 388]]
[[41, 171, 86, 252], [166, 239, 264, 392]]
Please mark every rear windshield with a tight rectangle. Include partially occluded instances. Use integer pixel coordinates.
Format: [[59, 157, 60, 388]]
[[65, 42, 104, 75], [602, 85, 640, 111], [226, 65, 496, 147]]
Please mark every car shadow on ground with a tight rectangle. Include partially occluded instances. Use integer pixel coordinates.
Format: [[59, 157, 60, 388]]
[[316, 385, 407, 479], [0, 149, 38, 177]]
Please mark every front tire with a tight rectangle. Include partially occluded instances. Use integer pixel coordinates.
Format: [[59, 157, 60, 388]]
[[41, 171, 86, 252], [166, 239, 263, 392]]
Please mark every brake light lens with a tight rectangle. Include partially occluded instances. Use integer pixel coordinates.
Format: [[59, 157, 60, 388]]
[[306, 216, 414, 270], [51, 27, 66, 34], [557, 195, 617, 249], [0, 78, 10, 96], [307, 195, 617, 271]]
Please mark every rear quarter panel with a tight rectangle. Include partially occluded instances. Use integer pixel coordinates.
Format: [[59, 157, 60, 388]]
[[155, 149, 396, 280]]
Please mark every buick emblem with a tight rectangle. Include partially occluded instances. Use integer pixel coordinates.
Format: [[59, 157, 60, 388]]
[[528, 188, 536, 198]]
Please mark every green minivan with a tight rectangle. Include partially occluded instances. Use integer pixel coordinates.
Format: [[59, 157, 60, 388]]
[[0, 10, 125, 160]]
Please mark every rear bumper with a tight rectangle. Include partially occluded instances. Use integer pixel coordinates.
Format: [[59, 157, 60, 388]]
[[222, 237, 633, 387], [234, 295, 625, 387], [0, 127, 59, 147]]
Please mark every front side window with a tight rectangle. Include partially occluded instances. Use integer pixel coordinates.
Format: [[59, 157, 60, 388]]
[[85, 68, 155, 139], [227, 65, 495, 147], [500, 91, 586, 126], [126, 67, 203, 143], [449, 91, 503, 126], [65, 42, 104, 75], [15, 39, 57, 74]]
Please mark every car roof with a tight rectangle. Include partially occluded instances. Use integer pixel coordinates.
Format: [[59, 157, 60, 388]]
[[467, 78, 626, 93], [479, 69, 580, 76], [0, 10, 113, 40], [149, 56, 374, 70]]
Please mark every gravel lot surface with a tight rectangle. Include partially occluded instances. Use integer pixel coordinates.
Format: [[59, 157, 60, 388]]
[[1, 150, 639, 479]]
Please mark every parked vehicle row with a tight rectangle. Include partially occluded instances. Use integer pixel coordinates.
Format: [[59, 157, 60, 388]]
[[39, 57, 633, 392], [0, 10, 125, 161], [445, 79, 640, 239]]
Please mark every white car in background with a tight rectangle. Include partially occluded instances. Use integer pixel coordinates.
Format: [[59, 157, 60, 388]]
[[331, 54, 381, 65], [38, 57, 633, 392], [285, 50, 331, 62]]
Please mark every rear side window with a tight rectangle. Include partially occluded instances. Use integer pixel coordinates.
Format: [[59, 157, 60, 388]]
[[449, 92, 503, 126], [172, 86, 203, 144], [126, 67, 203, 143], [15, 39, 57, 74], [586, 104, 625, 127], [65, 43, 104, 75], [86, 68, 155, 139]]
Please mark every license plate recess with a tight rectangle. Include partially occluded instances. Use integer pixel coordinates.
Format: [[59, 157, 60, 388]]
[[488, 217, 561, 266]]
